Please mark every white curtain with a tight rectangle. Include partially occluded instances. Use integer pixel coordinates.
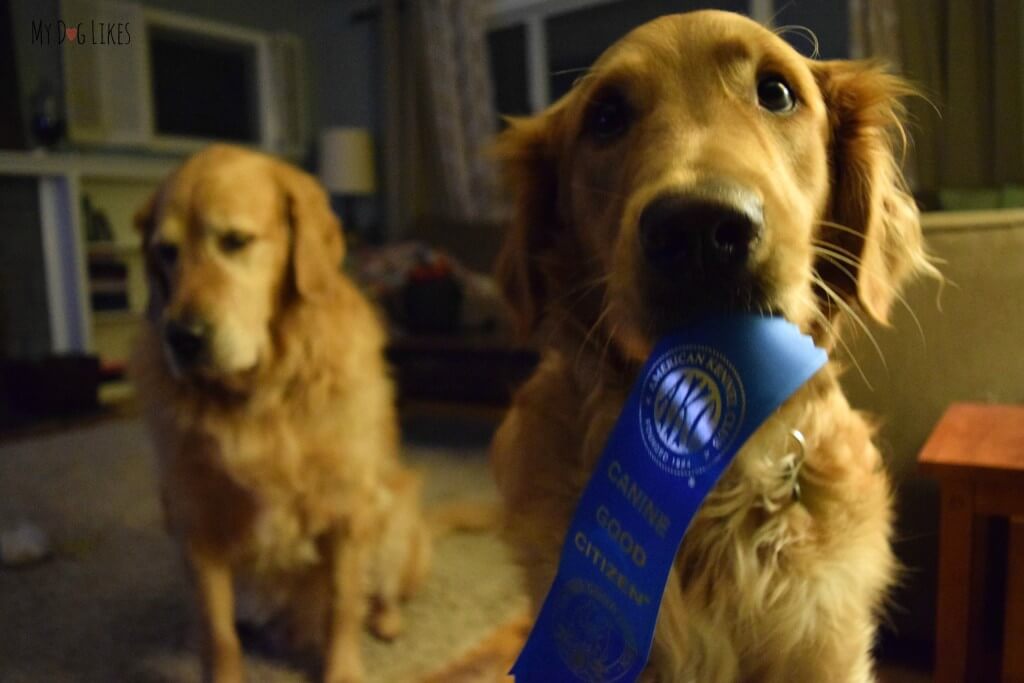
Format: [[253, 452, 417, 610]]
[[848, 0, 902, 66], [380, 0, 500, 238]]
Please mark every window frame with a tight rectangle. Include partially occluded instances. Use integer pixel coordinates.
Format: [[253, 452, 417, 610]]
[[487, 0, 776, 112]]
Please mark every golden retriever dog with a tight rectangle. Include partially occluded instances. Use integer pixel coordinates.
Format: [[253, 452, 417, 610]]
[[490, 11, 936, 682], [132, 144, 430, 683]]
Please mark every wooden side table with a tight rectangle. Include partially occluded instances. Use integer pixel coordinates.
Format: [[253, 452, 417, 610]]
[[919, 403, 1024, 683]]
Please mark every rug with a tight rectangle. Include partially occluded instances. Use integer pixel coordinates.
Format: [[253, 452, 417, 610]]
[[0, 418, 527, 683]]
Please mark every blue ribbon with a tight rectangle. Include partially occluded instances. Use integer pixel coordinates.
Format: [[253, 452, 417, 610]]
[[511, 314, 828, 682]]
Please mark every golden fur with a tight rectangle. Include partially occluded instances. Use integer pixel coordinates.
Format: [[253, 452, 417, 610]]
[[490, 11, 936, 682], [131, 144, 429, 683]]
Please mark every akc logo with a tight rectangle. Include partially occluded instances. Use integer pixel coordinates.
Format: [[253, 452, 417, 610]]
[[31, 20, 131, 46], [639, 344, 745, 482], [553, 578, 638, 683]]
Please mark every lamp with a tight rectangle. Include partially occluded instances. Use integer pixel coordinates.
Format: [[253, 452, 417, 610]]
[[319, 127, 377, 237]]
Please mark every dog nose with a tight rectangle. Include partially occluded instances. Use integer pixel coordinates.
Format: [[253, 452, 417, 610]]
[[164, 318, 208, 367], [638, 184, 763, 275]]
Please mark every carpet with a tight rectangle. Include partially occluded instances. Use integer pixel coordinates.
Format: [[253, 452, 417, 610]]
[[0, 418, 527, 683]]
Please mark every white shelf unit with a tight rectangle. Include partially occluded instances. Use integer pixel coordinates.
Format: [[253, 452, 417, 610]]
[[0, 150, 178, 401], [80, 176, 154, 339]]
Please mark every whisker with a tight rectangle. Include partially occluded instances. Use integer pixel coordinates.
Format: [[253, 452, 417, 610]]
[[550, 66, 592, 77], [813, 219, 936, 335], [574, 304, 613, 377], [811, 239, 862, 265], [815, 218, 925, 268], [807, 285, 874, 390], [772, 24, 820, 58], [891, 531, 939, 543], [812, 243, 928, 345], [814, 220, 880, 251], [544, 268, 611, 311], [815, 219, 883, 244], [812, 243, 865, 272], [811, 246, 863, 284], [767, 1, 796, 27], [812, 272, 887, 371], [813, 220, 907, 263], [554, 273, 610, 301], [598, 320, 620, 376], [806, 300, 837, 344], [912, 89, 942, 119]]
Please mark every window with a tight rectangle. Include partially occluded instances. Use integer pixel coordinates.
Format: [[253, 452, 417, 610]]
[[487, 0, 850, 115], [488, 24, 532, 118], [546, 0, 748, 100]]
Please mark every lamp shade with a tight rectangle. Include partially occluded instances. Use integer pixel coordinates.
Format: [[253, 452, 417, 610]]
[[319, 127, 376, 195]]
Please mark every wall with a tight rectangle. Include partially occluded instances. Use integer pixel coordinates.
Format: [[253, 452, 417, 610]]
[[842, 213, 1024, 649]]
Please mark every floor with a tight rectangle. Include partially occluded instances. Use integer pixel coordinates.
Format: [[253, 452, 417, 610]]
[[0, 415, 524, 683], [0, 406, 936, 682]]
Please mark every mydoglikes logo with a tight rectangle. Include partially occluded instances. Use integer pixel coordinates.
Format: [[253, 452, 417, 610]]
[[31, 19, 131, 46], [639, 344, 745, 481]]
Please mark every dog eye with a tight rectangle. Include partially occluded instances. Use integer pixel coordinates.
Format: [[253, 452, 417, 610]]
[[757, 75, 796, 113], [154, 242, 178, 267], [585, 91, 632, 141], [219, 231, 254, 254]]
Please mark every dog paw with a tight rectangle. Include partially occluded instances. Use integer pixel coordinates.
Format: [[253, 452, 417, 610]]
[[204, 645, 244, 683], [207, 662, 243, 683], [369, 606, 403, 641], [324, 670, 364, 683], [324, 652, 365, 683]]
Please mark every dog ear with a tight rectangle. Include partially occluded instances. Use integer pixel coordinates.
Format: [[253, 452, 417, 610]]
[[133, 191, 157, 239], [493, 109, 564, 337], [275, 162, 346, 301], [133, 189, 170, 322], [814, 61, 937, 324]]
